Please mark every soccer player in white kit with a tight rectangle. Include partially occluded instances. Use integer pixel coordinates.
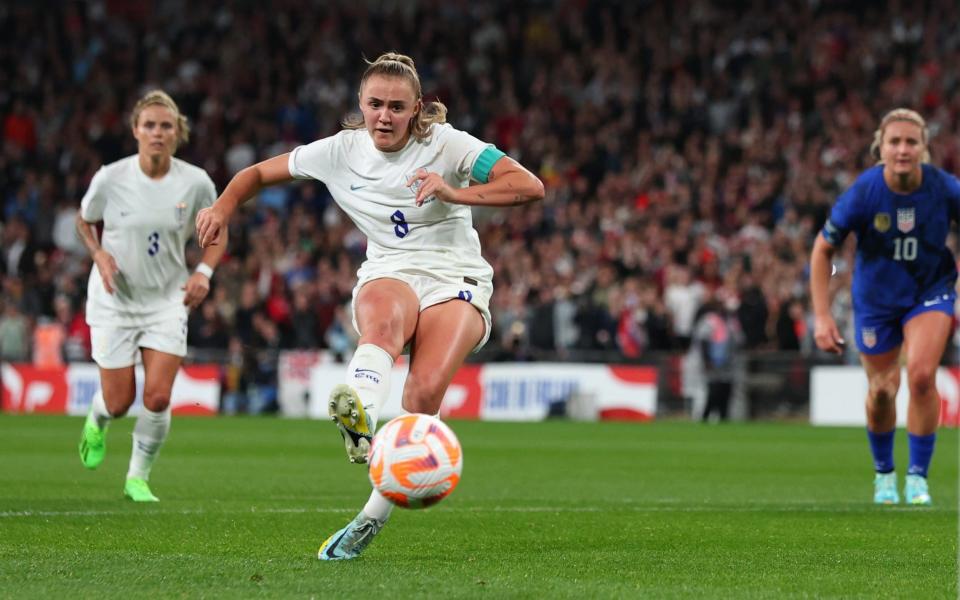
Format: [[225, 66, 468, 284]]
[[77, 90, 228, 502], [196, 53, 544, 559]]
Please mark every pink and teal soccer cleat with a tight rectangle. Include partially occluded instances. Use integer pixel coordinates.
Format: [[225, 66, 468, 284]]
[[904, 474, 932, 506], [873, 472, 899, 505], [317, 511, 385, 561]]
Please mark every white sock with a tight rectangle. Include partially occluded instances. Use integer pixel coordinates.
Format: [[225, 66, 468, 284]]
[[346, 343, 394, 430], [126, 406, 171, 481], [88, 390, 112, 429], [363, 489, 394, 523]]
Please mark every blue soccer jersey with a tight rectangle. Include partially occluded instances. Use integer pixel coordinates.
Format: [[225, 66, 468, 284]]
[[822, 164, 960, 351]]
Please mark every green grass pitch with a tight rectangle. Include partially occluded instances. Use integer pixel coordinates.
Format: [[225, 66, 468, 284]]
[[0, 414, 956, 599]]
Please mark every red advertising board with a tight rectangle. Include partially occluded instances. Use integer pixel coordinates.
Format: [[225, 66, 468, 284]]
[[1, 363, 222, 416]]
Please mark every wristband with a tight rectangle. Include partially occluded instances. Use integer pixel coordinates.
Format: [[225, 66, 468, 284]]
[[195, 263, 214, 279]]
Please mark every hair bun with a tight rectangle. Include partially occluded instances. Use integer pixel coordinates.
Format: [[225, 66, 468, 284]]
[[376, 52, 415, 70]]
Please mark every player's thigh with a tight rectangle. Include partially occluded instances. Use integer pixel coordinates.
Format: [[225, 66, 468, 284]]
[[902, 309, 952, 376], [405, 299, 485, 410], [90, 325, 140, 412], [140, 348, 182, 411], [354, 278, 420, 354], [98, 365, 137, 415], [139, 322, 186, 411]]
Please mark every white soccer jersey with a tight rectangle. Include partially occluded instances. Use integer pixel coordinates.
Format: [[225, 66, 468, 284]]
[[288, 123, 499, 284], [81, 155, 216, 327]]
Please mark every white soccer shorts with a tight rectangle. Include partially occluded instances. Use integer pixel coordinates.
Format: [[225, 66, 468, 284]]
[[90, 319, 188, 368], [351, 271, 493, 352]]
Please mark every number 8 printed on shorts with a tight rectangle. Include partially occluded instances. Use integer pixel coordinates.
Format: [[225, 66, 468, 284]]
[[391, 210, 409, 239], [147, 231, 160, 256]]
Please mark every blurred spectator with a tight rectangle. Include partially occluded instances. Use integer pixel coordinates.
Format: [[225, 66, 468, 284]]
[[664, 265, 705, 351], [221, 336, 252, 415], [691, 297, 743, 422], [776, 298, 807, 351], [54, 294, 90, 362], [0, 298, 30, 361], [32, 317, 64, 368], [188, 301, 230, 349], [736, 273, 770, 349], [289, 286, 321, 349]]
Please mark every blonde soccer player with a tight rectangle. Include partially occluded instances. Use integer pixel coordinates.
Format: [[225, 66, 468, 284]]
[[196, 53, 544, 559], [77, 90, 227, 502], [811, 108, 959, 506]]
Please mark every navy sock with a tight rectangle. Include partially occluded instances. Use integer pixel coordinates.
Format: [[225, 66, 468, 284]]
[[866, 428, 896, 473], [907, 432, 936, 478]]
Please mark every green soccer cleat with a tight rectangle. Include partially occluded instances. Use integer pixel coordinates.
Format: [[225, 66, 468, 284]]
[[318, 511, 385, 561], [124, 477, 159, 502], [79, 418, 106, 470], [327, 384, 373, 464], [873, 472, 899, 505], [904, 474, 932, 506]]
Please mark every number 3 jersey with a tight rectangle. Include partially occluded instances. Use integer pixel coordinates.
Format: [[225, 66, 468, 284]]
[[80, 156, 216, 327], [822, 164, 960, 316], [287, 123, 503, 285]]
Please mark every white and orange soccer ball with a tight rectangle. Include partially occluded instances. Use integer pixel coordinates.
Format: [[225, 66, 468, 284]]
[[368, 414, 463, 509]]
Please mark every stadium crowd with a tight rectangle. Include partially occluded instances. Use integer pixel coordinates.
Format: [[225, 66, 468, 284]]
[[1, 0, 959, 374]]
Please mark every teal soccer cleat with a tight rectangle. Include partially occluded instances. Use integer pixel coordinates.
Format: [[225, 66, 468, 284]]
[[904, 474, 932, 506], [317, 511, 385, 561], [327, 384, 373, 464], [873, 472, 899, 505]]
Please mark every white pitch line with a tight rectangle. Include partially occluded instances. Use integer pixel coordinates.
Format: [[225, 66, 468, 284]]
[[0, 504, 950, 518]]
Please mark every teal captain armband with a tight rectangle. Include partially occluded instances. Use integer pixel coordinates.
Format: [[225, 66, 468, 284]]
[[471, 146, 506, 183]]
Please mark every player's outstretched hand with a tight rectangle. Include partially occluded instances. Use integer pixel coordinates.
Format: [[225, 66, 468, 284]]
[[182, 272, 211, 309], [93, 249, 119, 295], [196, 206, 225, 248], [813, 314, 845, 354], [407, 168, 458, 206]]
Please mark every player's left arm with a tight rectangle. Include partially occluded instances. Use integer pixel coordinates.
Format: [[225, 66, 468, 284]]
[[184, 178, 229, 309], [183, 227, 227, 309], [409, 155, 545, 207]]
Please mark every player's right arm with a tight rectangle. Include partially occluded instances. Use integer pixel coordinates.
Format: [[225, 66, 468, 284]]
[[75, 213, 120, 295], [809, 179, 864, 354], [196, 154, 294, 248], [77, 167, 120, 294], [809, 234, 844, 354]]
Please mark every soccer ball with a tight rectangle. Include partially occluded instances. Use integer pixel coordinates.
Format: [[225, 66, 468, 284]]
[[368, 414, 463, 509]]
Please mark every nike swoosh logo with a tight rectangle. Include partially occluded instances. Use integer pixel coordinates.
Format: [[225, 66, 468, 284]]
[[350, 184, 366, 191], [923, 300, 941, 307], [341, 427, 371, 445]]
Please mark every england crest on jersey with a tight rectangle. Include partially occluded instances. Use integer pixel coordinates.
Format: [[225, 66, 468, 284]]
[[861, 327, 877, 349], [175, 202, 187, 226], [896, 208, 915, 233]]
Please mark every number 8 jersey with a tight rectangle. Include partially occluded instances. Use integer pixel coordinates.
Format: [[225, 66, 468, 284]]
[[288, 123, 503, 285], [81, 156, 216, 327], [822, 163, 960, 317]]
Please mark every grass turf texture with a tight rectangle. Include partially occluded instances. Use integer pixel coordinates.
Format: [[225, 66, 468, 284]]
[[0, 415, 956, 599]]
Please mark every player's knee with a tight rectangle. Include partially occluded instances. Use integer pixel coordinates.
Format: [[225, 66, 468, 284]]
[[106, 404, 130, 418], [360, 318, 406, 356], [103, 396, 133, 418], [868, 373, 899, 405], [402, 372, 445, 414], [142, 391, 171, 412], [906, 366, 937, 397]]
